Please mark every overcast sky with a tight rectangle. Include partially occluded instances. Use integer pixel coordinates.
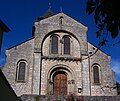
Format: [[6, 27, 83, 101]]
[[0, 0, 120, 82]]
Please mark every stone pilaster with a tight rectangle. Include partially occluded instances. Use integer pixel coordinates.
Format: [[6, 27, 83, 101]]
[[32, 53, 41, 95]]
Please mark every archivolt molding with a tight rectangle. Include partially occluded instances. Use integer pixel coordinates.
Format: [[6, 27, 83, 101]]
[[47, 64, 75, 82]]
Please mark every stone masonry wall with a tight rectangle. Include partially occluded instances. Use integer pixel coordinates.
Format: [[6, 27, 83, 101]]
[[2, 12, 117, 98], [34, 13, 88, 55], [2, 38, 34, 96], [88, 42, 117, 96], [39, 16, 90, 95], [41, 59, 82, 95], [32, 12, 89, 95], [20, 95, 120, 101]]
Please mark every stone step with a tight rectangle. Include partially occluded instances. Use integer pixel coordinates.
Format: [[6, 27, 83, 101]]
[[20, 94, 120, 101]]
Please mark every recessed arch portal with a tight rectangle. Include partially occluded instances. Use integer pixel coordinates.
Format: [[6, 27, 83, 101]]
[[47, 65, 75, 95]]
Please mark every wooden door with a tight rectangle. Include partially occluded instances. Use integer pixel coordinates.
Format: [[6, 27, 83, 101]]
[[53, 72, 67, 95]]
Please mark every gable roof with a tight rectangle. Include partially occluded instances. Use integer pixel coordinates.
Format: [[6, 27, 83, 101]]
[[88, 41, 110, 56], [36, 10, 87, 29], [6, 37, 34, 50], [37, 9, 54, 21]]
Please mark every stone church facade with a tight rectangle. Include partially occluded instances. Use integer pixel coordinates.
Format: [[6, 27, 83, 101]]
[[2, 10, 117, 96]]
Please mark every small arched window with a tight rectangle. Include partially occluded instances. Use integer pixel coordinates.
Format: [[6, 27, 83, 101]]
[[92, 64, 101, 84], [59, 16, 64, 25], [63, 36, 70, 54], [51, 35, 58, 54], [16, 61, 26, 82]]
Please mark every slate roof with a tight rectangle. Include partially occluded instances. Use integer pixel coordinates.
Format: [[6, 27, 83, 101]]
[[37, 9, 54, 21]]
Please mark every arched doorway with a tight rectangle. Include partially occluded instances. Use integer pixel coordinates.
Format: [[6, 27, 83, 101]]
[[53, 71, 67, 95], [47, 66, 75, 95]]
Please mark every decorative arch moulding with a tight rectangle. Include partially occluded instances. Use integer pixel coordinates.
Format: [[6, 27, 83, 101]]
[[42, 56, 81, 62]]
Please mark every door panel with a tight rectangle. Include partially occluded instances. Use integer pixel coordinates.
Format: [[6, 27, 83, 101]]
[[53, 72, 67, 95]]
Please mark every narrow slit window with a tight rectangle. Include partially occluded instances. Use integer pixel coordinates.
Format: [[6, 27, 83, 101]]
[[59, 16, 64, 25]]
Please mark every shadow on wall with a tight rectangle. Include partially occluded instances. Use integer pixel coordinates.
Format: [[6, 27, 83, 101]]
[[0, 69, 19, 101]]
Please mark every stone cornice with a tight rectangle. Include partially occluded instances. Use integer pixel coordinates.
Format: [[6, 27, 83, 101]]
[[42, 55, 81, 62]]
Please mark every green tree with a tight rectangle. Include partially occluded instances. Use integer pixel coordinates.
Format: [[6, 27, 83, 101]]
[[86, 0, 120, 46]]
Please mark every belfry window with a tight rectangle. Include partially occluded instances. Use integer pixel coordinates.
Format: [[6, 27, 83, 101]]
[[51, 35, 58, 54], [16, 61, 26, 82], [92, 65, 100, 84], [63, 36, 70, 54]]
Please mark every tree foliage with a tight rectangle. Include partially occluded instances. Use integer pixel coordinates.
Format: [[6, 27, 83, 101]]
[[86, 0, 120, 46]]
